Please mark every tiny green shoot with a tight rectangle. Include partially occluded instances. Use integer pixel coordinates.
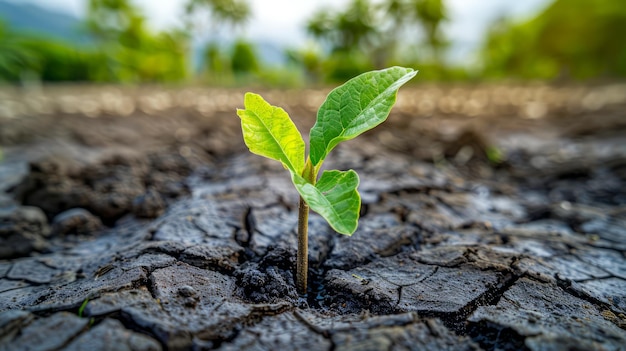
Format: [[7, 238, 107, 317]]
[[236, 66, 417, 294], [486, 145, 504, 165], [78, 297, 89, 318]]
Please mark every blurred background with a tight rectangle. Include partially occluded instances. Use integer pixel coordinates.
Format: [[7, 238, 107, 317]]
[[1, 0, 625, 86]]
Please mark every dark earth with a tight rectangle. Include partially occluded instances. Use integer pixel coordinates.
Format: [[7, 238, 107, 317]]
[[1, 83, 625, 350]]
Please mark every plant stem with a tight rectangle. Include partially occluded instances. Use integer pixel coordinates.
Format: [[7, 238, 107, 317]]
[[296, 158, 317, 295], [296, 195, 309, 295]]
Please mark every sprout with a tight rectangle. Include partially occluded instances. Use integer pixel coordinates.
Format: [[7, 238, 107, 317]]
[[236, 67, 417, 294]]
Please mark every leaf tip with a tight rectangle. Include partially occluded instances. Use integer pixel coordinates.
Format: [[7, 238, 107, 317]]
[[243, 92, 261, 106], [338, 223, 358, 236]]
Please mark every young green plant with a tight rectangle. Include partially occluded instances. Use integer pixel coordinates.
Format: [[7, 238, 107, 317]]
[[236, 66, 417, 294]]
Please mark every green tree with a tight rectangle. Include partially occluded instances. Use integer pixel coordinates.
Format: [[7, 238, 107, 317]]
[[86, 0, 188, 82], [411, 0, 447, 61], [306, 0, 378, 54], [379, 0, 448, 64], [481, 0, 626, 80], [231, 39, 259, 74], [185, 0, 253, 80], [306, 0, 379, 81], [285, 44, 324, 84], [86, 0, 143, 41], [304, 0, 449, 82], [185, 0, 251, 31]]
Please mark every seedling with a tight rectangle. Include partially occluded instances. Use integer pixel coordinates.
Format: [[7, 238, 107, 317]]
[[236, 66, 417, 294], [78, 298, 89, 318]]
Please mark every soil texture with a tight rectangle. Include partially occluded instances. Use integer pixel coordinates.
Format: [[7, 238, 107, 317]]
[[1, 83, 625, 350]]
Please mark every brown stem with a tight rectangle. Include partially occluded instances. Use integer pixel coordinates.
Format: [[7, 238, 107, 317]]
[[296, 158, 317, 295], [296, 196, 309, 295]]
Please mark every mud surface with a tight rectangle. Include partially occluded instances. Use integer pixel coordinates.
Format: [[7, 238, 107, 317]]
[[1, 83, 625, 350]]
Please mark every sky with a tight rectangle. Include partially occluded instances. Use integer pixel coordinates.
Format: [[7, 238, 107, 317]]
[[8, 0, 550, 62]]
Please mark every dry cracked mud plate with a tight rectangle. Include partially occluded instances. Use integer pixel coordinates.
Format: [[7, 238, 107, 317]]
[[1, 85, 625, 350]]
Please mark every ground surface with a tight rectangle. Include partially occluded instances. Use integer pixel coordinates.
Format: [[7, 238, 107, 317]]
[[0, 83, 625, 351]]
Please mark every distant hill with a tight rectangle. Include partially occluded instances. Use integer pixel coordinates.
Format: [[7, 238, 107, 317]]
[[0, 1, 89, 44]]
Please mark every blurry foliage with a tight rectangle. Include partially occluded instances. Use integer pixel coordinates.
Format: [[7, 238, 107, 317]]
[[307, 0, 378, 55], [411, 0, 448, 61], [304, 0, 448, 82], [202, 43, 231, 84], [322, 51, 375, 83], [184, 0, 303, 87], [86, 0, 188, 83], [185, 0, 251, 30], [3, 0, 623, 86], [253, 66, 305, 88], [0, 19, 102, 82], [481, 0, 626, 80], [0, 20, 38, 82], [0, 0, 187, 84], [230, 40, 259, 74], [22, 40, 100, 81], [185, 0, 256, 84], [286, 44, 325, 84]]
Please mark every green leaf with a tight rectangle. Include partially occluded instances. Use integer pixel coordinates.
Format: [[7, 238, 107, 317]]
[[309, 66, 417, 166], [292, 169, 360, 235], [237, 92, 305, 174]]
